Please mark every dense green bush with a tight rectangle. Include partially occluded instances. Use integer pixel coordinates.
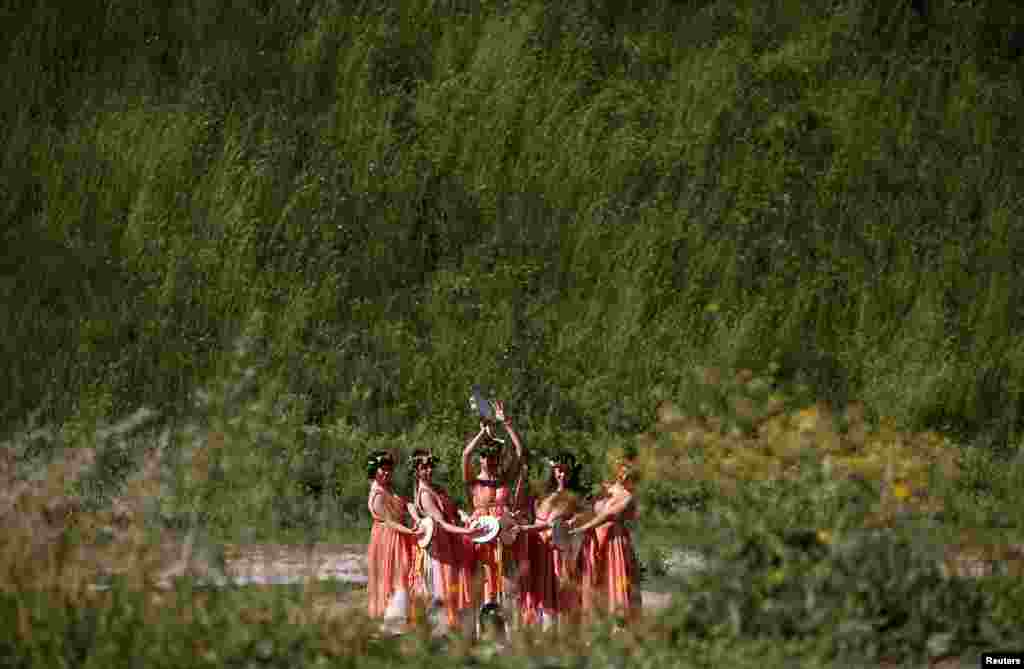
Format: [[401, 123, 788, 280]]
[[659, 502, 1020, 666]]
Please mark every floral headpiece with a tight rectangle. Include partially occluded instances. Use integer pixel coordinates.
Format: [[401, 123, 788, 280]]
[[613, 457, 639, 485], [366, 450, 395, 480], [409, 451, 440, 469], [477, 437, 505, 458], [547, 451, 578, 471]]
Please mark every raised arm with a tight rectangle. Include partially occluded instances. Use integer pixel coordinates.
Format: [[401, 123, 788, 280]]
[[492, 400, 523, 482], [462, 423, 488, 484]]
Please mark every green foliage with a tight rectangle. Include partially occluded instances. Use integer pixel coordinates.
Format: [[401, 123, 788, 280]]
[[3, 0, 1024, 450], [671, 530, 945, 662], [658, 487, 1021, 666], [5, 2, 1024, 661]]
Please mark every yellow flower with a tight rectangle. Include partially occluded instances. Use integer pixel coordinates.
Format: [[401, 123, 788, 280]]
[[892, 481, 912, 500], [816, 530, 833, 545]]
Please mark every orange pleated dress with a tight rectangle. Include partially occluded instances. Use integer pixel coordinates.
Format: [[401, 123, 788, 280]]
[[468, 479, 525, 607], [366, 482, 416, 622], [413, 484, 474, 629], [580, 499, 640, 624]]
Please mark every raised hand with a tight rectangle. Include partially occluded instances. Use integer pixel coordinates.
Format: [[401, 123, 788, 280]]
[[491, 400, 507, 423]]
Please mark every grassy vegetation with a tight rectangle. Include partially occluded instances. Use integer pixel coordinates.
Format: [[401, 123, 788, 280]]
[[4, 0, 1024, 666], [4, 0, 1024, 448], [4, 326, 1024, 667]]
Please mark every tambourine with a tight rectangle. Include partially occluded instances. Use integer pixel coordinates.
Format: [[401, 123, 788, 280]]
[[470, 385, 495, 422], [550, 519, 584, 560], [470, 515, 502, 544], [416, 516, 435, 549]]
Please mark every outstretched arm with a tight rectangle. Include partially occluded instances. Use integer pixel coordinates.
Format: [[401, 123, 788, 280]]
[[371, 494, 418, 536], [570, 491, 632, 535], [462, 423, 488, 485], [520, 507, 572, 531], [521, 495, 577, 530], [419, 489, 480, 536]]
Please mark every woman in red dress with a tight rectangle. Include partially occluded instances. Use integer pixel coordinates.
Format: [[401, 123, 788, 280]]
[[571, 459, 641, 627], [518, 451, 584, 630], [366, 451, 420, 631], [461, 400, 526, 624], [409, 449, 480, 636]]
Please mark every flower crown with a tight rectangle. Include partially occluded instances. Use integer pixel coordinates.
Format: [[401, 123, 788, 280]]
[[477, 437, 505, 458], [613, 457, 639, 484], [366, 451, 395, 479], [409, 451, 440, 469], [547, 451, 579, 470]]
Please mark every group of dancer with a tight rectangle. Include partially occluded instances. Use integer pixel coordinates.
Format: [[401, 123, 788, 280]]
[[365, 400, 641, 638]]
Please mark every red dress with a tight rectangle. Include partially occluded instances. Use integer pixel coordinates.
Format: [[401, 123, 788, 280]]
[[366, 482, 416, 622], [580, 497, 640, 624], [413, 484, 474, 629], [520, 500, 582, 627]]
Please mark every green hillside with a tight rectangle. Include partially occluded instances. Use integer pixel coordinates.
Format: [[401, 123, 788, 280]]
[[4, 0, 1024, 448], [5, 2, 1024, 664]]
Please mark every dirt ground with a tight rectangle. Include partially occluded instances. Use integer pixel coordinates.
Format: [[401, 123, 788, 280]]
[[211, 544, 969, 668], [217, 542, 673, 613]]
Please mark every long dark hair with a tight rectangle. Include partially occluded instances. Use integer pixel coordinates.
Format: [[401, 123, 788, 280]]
[[409, 449, 439, 471], [366, 450, 395, 481], [545, 451, 581, 493]]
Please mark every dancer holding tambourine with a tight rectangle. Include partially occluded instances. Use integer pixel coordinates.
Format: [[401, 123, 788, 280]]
[[461, 398, 526, 628], [517, 451, 590, 630], [570, 458, 642, 627], [409, 449, 481, 636]]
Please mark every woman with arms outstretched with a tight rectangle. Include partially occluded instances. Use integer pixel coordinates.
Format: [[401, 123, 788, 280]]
[[409, 449, 480, 636], [518, 451, 584, 629], [571, 459, 642, 627]]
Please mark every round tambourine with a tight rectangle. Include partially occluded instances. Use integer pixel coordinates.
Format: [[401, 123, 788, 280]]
[[416, 516, 435, 549], [550, 519, 584, 560], [550, 518, 571, 549], [470, 384, 495, 422], [470, 515, 502, 544]]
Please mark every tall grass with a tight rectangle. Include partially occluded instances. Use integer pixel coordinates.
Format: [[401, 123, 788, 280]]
[[4, 0, 1024, 451]]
